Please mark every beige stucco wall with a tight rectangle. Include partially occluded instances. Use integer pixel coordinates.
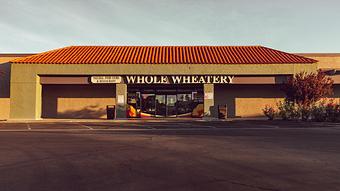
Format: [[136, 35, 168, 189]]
[[9, 62, 317, 119], [42, 84, 115, 119], [298, 54, 340, 69], [215, 84, 285, 117], [0, 56, 23, 119], [235, 98, 284, 117], [11, 63, 318, 77], [0, 98, 10, 119]]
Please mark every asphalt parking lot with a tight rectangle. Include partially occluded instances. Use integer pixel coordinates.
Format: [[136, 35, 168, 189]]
[[1, 119, 340, 131], [0, 120, 340, 191]]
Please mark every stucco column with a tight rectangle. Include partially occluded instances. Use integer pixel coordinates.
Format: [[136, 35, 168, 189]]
[[115, 83, 127, 119], [203, 83, 216, 118], [10, 75, 42, 119]]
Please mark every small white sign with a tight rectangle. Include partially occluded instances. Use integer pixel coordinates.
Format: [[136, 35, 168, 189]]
[[91, 76, 122, 84], [117, 95, 125, 104], [204, 92, 213, 99]]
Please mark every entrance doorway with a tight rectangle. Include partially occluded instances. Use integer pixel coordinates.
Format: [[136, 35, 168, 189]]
[[127, 85, 204, 118]]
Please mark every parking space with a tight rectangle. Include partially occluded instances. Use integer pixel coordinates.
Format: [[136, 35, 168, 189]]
[[0, 121, 221, 131], [1, 119, 340, 131]]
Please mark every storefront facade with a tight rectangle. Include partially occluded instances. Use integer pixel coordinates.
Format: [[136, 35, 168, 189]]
[[3, 46, 322, 119]]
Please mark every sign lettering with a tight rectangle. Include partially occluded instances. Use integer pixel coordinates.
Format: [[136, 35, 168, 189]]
[[91, 75, 234, 84], [91, 76, 122, 83]]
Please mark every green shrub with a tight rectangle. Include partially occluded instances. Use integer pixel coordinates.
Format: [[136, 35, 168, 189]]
[[277, 100, 300, 120], [311, 102, 327, 122], [325, 101, 340, 122], [310, 100, 340, 122], [268, 99, 340, 122], [298, 105, 313, 121], [262, 105, 276, 120]]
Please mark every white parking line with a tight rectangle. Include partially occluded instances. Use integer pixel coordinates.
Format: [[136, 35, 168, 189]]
[[170, 123, 217, 129], [77, 124, 93, 130], [26, 122, 31, 130]]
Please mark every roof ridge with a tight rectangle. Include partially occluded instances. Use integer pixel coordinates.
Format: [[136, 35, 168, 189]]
[[67, 45, 262, 47], [260, 46, 318, 63], [10, 46, 73, 63]]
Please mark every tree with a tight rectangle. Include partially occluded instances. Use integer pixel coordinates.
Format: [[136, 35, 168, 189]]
[[281, 70, 334, 120], [282, 70, 333, 106]]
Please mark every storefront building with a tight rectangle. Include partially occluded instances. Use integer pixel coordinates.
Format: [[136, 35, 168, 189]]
[[2, 45, 339, 120]]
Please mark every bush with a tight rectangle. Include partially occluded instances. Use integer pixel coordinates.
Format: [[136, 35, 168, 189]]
[[277, 100, 300, 120], [309, 100, 340, 122], [262, 105, 276, 120], [310, 102, 327, 122], [264, 99, 340, 122], [298, 104, 313, 121], [325, 101, 340, 122]]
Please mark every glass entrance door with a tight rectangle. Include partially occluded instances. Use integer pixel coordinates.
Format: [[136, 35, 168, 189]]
[[176, 93, 193, 117], [155, 95, 166, 117], [155, 94, 177, 117], [166, 95, 177, 117]]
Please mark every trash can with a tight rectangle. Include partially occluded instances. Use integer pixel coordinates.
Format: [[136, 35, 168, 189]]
[[107, 105, 115, 120], [218, 104, 227, 119]]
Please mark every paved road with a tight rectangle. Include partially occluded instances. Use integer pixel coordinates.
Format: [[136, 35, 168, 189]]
[[0, 122, 340, 191]]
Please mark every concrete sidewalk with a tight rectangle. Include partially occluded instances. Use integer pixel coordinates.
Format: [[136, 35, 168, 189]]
[[0, 117, 268, 124]]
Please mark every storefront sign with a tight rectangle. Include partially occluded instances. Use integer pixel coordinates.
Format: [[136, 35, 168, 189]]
[[91, 76, 122, 83], [125, 75, 234, 84], [90, 75, 234, 84]]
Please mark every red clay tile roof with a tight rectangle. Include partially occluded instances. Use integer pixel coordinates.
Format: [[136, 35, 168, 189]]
[[10, 46, 317, 64]]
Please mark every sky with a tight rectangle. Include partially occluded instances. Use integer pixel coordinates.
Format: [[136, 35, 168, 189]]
[[0, 0, 339, 53]]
